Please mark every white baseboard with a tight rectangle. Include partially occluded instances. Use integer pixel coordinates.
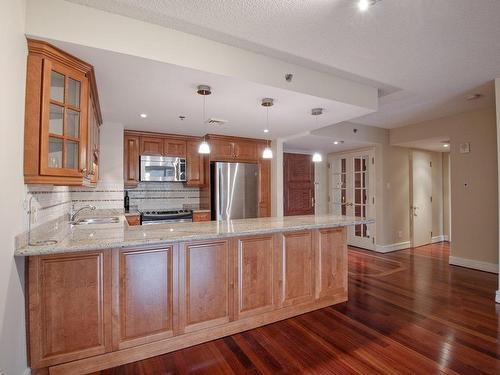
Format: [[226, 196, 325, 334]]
[[432, 235, 448, 243], [496, 290, 500, 304], [374, 241, 410, 253], [449, 256, 499, 274]]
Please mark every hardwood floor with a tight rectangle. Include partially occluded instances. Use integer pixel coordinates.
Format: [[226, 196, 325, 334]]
[[95, 242, 500, 374]]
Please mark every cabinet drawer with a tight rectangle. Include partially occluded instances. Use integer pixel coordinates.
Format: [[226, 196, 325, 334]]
[[193, 211, 211, 222]]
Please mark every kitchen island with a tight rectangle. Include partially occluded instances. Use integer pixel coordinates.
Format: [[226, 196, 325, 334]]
[[17, 215, 373, 375]]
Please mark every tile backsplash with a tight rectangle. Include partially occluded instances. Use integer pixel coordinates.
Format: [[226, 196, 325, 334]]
[[125, 182, 200, 211], [25, 181, 201, 229]]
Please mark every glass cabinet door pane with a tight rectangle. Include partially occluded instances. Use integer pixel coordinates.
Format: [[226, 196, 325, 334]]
[[65, 141, 79, 169], [48, 137, 63, 168], [66, 109, 80, 138], [49, 104, 64, 135], [50, 71, 65, 102], [67, 78, 81, 108]]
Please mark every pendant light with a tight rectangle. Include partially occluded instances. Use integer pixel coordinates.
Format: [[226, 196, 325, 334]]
[[197, 85, 211, 154], [311, 108, 323, 163], [262, 98, 274, 159]]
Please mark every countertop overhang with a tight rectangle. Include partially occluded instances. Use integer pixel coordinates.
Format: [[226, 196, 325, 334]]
[[15, 214, 374, 256]]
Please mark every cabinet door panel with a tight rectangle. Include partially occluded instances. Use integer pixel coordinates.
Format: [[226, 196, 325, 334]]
[[234, 140, 258, 161], [181, 241, 231, 332], [124, 135, 140, 186], [210, 139, 234, 160], [164, 139, 186, 157], [140, 136, 163, 155], [259, 159, 271, 217], [186, 140, 205, 187], [316, 228, 347, 300], [28, 252, 111, 369], [114, 248, 174, 350], [280, 231, 315, 307], [236, 236, 275, 318]]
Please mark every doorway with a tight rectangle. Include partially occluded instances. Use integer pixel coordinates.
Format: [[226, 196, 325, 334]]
[[283, 153, 315, 216], [410, 150, 433, 248], [329, 148, 375, 250]]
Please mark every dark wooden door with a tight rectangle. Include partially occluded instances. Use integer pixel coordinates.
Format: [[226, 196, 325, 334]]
[[284, 153, 315, 216]]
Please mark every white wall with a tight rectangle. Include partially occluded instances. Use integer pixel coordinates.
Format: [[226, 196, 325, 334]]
[[99, 122, 124, 183], [0, 1, 28, 374], [495, 78, 500, 302]]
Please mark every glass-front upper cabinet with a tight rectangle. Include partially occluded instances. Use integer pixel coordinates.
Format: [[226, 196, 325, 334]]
[[24, 39, 101, 186], [41, 60, 88, 176]]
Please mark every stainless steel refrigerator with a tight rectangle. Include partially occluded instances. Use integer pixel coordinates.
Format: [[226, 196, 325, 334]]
[[210, 162, 259, 221]]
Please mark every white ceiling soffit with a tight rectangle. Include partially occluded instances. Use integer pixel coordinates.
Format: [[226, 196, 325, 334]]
[[50, 40, 370, 139], [25, 0, 378, 115], [393, 137, 451, 153], [284, 134, 370, 155], [63, 0, 500, 129]]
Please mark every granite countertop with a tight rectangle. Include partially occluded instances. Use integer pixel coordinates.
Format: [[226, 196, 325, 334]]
[[15, 214, 374, 257]]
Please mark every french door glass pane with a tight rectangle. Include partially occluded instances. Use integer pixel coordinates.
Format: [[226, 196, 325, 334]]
[[67, 78, 81, 108], [50, 71, 64, 102], [65, 141, 79, 169], [66, 109, 80, 138], [49, 104, 64, 135], [48, 137, 63, 168]]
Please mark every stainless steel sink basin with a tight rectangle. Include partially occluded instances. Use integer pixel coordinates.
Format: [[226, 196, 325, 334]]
[[71, 217, 120, 225]]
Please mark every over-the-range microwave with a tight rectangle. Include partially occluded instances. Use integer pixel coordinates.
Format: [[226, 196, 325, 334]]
[[140, 155, 186, 182]]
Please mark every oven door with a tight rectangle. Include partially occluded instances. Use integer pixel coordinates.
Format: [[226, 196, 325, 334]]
[[140, 156, 186, 182]]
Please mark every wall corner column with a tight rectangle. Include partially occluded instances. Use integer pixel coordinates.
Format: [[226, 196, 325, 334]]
[[495, 78, 500, 302], [271, 139, 284, 217]]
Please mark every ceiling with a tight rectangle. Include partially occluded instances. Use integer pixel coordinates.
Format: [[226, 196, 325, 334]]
[[66, 0, 499, 129], [53, 40, 370, 139]]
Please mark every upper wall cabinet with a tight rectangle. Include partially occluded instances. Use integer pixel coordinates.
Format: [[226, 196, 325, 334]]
[[24, 39, 102, 186], [206, 135, 259, 162]]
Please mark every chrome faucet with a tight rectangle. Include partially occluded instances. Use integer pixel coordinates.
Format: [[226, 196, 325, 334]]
[[70, 205, 96, 222]]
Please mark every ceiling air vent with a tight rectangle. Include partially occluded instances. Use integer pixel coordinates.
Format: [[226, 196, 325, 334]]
[[205, 118, 228, 126]]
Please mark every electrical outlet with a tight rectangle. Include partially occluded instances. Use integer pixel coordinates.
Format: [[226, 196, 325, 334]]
[[398, 230, 403, 239]]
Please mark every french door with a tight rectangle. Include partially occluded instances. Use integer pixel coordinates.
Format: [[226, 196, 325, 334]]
[[329, 149, 375, 250]]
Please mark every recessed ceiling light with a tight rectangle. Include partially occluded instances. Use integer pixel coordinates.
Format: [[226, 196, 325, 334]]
[[443, 144, 449, 148], [263, 129, 269, 133], [139, 113, 147, 118], [466, 93, 483, 101], [333, 141, 345, 145], [358, 0, 381, 11]]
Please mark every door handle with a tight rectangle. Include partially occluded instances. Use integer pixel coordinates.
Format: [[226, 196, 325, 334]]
[[311, 197, 315, 207]]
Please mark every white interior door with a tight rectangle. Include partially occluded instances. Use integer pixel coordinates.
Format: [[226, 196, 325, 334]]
[[330, 149, 375, 250], [411, 150, 432, 247]]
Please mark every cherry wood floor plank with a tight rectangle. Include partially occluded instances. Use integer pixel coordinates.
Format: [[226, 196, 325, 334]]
[[97, 242, 500, 375]]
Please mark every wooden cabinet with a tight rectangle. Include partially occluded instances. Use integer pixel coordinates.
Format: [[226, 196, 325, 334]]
[[234, 236, 276, 319], [207, 135, 259, 162], [24, 39, 102, 186], [125, 214, 141, 226], [27, 251, 112, 369], [234, 140, 258, 160], [124, 134, 140, 187], [192, 211, 211, 222], [164, 138, 187, 157], [179, 240, 232, 333], [112, 247, 174, 350], [316, 228, 347, 300], [25, 228, 348, 373], [210, 138, 235, 160], [140, 136, 164, 155], [279, 231, 315, 307], [186, 139, 205, 187]]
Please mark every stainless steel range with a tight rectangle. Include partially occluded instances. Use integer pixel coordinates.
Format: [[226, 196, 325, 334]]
[[140, 209, 193, 225]]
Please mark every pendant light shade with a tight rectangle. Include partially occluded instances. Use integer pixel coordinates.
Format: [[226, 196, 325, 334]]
[[197, 85, 211, 154], [312, 152, 323, 163], [261, 98, 274, 159], [198, 140, 211, 154], [262, 146, 273, 159]]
